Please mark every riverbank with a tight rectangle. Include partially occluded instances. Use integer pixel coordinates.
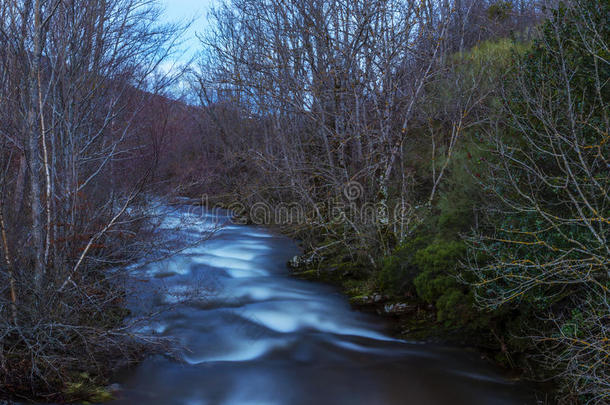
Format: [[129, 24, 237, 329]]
[[290, 257, 505, 354], [190, 196, 553, 401], [287, 255, 557, 401]]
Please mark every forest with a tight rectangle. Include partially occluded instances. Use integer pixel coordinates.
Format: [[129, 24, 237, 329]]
[[0, 0, 608, 403]]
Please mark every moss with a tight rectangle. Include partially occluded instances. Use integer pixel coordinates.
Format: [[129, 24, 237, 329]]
[[64, 373, 114, 403], [335, 261, 368, 279], [396, 311, 447, 341], [292, 269, 325, 281], [344, 277, 377, 298]]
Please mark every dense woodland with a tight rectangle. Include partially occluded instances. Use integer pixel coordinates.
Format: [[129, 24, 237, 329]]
[[0, 0, 608, 403]]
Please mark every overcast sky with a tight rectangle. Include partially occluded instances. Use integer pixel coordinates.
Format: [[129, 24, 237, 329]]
[[159, 0, 215, 62]]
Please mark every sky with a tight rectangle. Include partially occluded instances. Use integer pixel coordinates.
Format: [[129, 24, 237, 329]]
[[159, 0, 215, 62]]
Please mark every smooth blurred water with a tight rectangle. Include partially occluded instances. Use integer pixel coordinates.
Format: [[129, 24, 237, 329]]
[[112, 206, 533, 405]]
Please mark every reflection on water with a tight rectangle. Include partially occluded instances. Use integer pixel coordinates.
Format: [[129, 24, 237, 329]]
[[113, 206, 532, 405]]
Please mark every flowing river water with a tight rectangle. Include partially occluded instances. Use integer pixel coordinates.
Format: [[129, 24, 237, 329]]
[[111, 205, 534, 405]]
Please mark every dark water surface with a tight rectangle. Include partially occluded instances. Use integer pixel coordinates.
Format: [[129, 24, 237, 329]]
[[112, 206, 533, 405]]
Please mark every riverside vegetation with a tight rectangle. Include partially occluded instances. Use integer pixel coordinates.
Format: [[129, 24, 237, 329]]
[[0, 0, 607, 403], [0, 0, 188, 401], [193, 0, 608, 403]]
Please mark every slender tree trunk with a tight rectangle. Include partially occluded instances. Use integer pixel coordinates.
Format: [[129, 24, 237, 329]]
[[13, 152, 26, 209], [0, 199, 17, 324], [28, 0, 45, 293]]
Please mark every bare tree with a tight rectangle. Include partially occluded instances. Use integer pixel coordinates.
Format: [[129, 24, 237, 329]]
[[195, 0, 468, 258], [0, 0, 184, 400]]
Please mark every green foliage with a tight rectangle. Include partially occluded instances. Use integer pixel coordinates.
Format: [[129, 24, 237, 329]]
[[459, 37, 528, 65], [379, 137, 491, 326], [475, 0, 609, 301], [377, 234, 481, 329], [436, 148, 481, 233], [451, 38, 529, 89], [435, 289, 475, 325], [413, 240, 466, 275], [530, 0, 609, 106], [413, 271, 457, 304], [411, 240, 476, 326], [378, 235, 432, 295], [467, 0, 610, 400]]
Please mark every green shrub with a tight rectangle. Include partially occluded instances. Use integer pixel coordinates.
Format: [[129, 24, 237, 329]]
[[377, 235, 432, 295], [413, 271, 458, 304], [409, 240, 483, 329], [435, 289, 473, 325], [413, 240, 466, 275]]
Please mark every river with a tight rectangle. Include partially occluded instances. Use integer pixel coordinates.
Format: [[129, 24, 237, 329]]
[[111, 205, 533, 405]]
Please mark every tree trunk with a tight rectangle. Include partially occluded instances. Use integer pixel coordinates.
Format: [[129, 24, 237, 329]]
[[28, 0, 45, 293]]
